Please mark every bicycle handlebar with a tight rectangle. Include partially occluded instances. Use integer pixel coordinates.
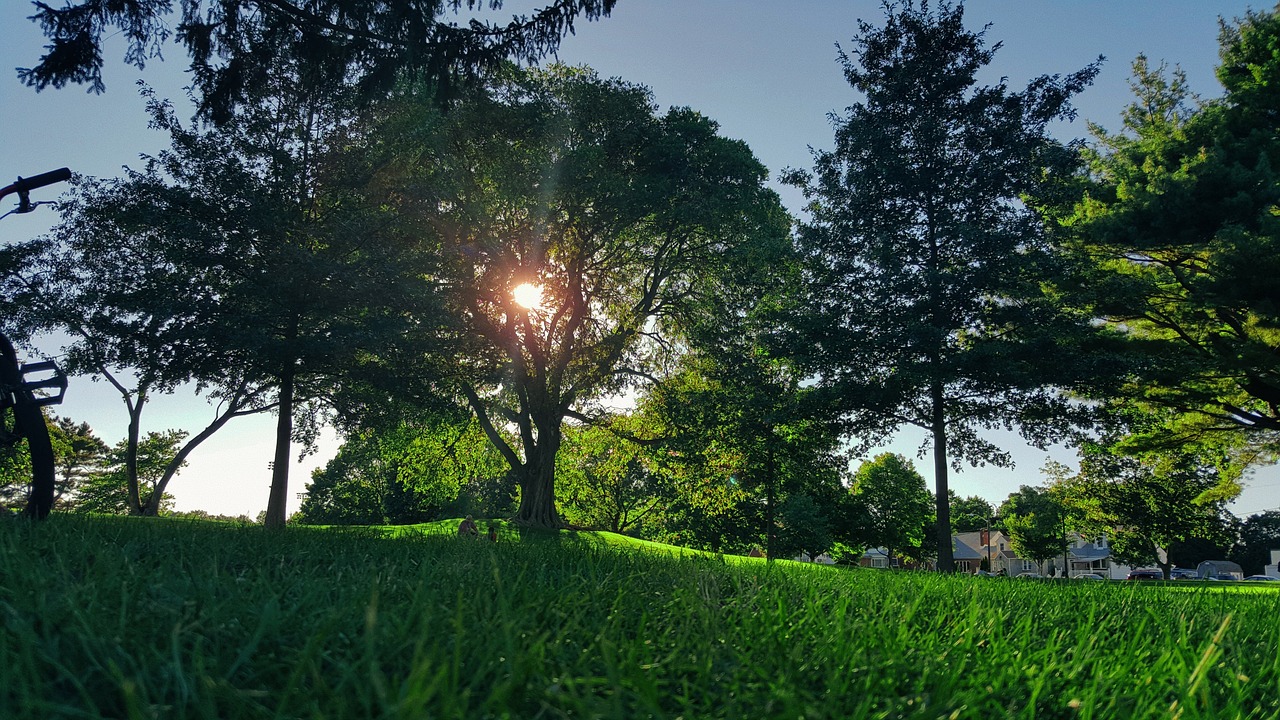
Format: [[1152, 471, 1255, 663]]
[[0, 167, 72, 201]]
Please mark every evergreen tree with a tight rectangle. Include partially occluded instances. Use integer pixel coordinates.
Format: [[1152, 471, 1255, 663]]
[[18, 0, 615, 122], [786, 1, 1100, 570], [49, 417, 109, 508], [1050, 9, 1280, 450]]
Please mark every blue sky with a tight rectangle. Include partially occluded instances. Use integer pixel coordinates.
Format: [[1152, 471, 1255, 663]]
[[2, 1, 1276, 518]]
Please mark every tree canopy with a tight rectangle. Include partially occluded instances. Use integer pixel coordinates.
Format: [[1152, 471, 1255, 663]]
[[1049, 8, 1280, 452], [851, 453, 931, 563], [370, 65, 791, 527], [18, 0, 615, 121], [1049, 409, 1240, 579], [999, 485, 1067, 566], [948, 492, 995, 534], [19, 75, 437, 524]]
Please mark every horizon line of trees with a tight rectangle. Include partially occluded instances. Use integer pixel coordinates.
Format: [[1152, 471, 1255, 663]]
[[2, 1, 1277, 573]]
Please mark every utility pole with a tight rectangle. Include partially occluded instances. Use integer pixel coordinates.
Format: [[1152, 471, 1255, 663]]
[[985, 516, 993, 572], [1062, 514, 1070, 579]]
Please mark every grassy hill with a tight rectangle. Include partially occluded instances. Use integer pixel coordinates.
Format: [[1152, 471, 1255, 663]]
[[1, 514, 1275, 719]]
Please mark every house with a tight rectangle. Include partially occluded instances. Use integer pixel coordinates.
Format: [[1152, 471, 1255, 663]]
[[950, 533, 985, 573], [1266, 550, 1280, 578], [859, 547, 894, 569], [953, 530, 1125, 577], [1066, 535, 1119, 577], [861, 530, 1137, 577], [954, 530, 1039, 576]]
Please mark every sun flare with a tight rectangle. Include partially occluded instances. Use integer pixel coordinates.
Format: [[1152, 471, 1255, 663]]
[[512, 282, 544, 310]]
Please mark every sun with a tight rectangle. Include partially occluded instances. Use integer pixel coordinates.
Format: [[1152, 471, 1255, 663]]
[[512, 282, 544, 311]]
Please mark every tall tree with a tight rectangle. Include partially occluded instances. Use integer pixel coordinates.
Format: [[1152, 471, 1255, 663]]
[[20, 78, 434, 526], [1049, 10, 1280, 449], [851, 453, 932, 564], [635, 218, 848, 558], [786, 1, 1100, 570], [377, 66, 790, 528], [18, 0, 614, 121]]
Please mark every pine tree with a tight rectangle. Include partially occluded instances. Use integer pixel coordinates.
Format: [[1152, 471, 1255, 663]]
[[787, 1, 1099, 570]]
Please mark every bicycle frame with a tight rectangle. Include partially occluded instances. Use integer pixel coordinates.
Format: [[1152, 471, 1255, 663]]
[[1, 167, 71, 518]]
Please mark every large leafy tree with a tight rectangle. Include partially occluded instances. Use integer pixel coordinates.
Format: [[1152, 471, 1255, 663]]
[[18, 0, 615, 121], [851, 453, 931, 564], [555, 418, 667, 534], [376, 66, 790, 528], [19, 76, 433, 526], [642, 354, 847, 558], [999, 485, 1068, 568], [1049, 413, 1240, 580], [948, 492, 995, 534], [635, 219, 849, 557], [1050, 9, 1280, 449], [786, 1, 1100, 570], [298, 407, 508, 525]]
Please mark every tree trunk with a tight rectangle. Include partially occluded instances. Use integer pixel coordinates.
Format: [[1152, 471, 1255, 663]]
[[512, 445, 563, 525], [263, 367, 294, 530], [765, 440, 776, 562], [513, 434, 563, 528], [124, 396, 145, 516], [931, 378, 954, 573]]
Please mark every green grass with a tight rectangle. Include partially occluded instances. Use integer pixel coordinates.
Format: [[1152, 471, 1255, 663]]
[[1, 515, 1278, 719]]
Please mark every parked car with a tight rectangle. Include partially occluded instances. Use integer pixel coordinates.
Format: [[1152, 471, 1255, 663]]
[[1244, 575, 1279, 582], [1170, 568, 1197, 580], [1016, 573, 1044, 579], [1074, 573, 1106, 581], [1126, 569, 1163, 581]]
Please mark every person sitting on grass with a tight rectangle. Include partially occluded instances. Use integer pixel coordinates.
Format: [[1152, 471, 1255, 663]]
[[458, 515, 479, 538]]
